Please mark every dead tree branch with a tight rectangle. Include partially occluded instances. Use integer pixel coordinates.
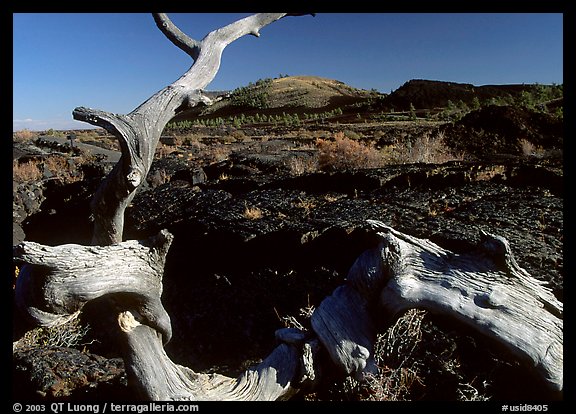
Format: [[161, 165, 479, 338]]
[[74, 13, 295, 245]]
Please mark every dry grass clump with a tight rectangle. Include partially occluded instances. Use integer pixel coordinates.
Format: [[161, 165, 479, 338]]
[[293, 196, 316, 216], [45, 155, 87, 183], [13, 154, 89, 184], [518, 138, 547, 157], [13, 317, 91, 351], [44, 155, 84, 182], [243, 202, 263, 220], [359, 309, 426, 401], [313, 308, 494, 401], [287, 156, 318, 176]]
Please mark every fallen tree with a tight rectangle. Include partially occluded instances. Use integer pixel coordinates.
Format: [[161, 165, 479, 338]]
[[12, 13, 562, 400]]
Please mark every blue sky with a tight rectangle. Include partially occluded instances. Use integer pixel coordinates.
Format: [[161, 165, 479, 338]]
[[13, 13, 563, 131]]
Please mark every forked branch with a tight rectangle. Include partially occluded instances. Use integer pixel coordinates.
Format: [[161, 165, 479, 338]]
[[74, 13, 303, 245]]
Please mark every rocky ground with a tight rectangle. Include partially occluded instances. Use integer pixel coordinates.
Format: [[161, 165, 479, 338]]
[[12, 105, 563, 401]]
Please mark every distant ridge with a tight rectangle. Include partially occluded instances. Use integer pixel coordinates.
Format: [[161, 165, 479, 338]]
[[379, 79, 557, 111], [171, 76, 561, 123]]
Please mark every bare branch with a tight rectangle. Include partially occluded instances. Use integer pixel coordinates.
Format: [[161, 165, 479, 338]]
[[153, 13, 201, 61], [119, 319, 318, 400]]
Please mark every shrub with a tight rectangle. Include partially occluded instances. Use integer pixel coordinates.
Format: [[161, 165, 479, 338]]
[[518, 138, 546, 157], [359, 309, 426, 401], [393, 130, 465, 164], [316, 132, 384, 171], [44, 154, 85, 183], [293, 196, 316, 216], [13, 129, 37, 142], [14, 153, 92, 184], [14, 316, 90, 350], [287, 156, 318, 176], [13, 160, 42, 182]]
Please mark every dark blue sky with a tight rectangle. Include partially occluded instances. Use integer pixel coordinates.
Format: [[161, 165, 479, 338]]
[[13, 13, 563, 131]]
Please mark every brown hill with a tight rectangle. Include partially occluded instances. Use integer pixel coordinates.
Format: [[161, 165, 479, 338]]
[[170, 75, 381, 122], [257, 75, 373, 109]]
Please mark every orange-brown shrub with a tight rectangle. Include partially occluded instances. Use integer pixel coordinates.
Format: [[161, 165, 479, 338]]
[[13, 129, 37, 142], [13, 154, 88, 184], [316, 132, 384, 171], [43, 154, 85, 183], [13, 160, 42, 182]]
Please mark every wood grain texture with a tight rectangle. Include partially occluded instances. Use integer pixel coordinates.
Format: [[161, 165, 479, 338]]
[[368, 220, 563, 391]]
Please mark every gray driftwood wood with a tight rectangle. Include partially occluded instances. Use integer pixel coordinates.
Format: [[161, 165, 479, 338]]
[[312, 221, 563, 392], [13, 13, 563, 400], [14, 229, 319, 400]]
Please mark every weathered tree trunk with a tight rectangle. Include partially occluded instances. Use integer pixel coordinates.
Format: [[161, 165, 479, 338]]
[[14, 13, 325, 401], [13, 230, 319, 400], [311, 221, 562, 392], [75, 13, 300, 246], [13, 221, 563, 397], [14, 230, 174, 341], [118, 312, 319, 400]]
